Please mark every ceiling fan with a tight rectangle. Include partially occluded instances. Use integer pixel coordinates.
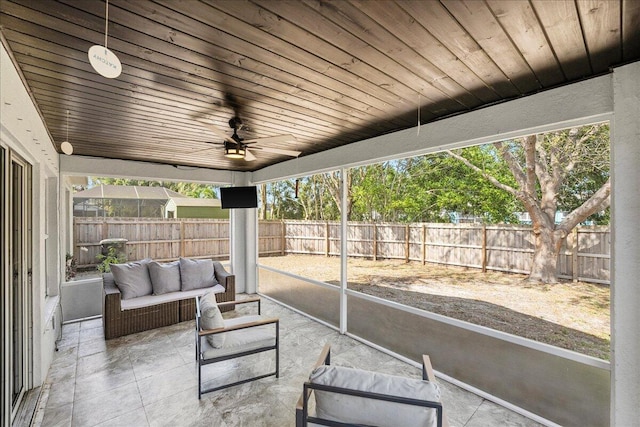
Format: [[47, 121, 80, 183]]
[[199, 117, 301, 161]]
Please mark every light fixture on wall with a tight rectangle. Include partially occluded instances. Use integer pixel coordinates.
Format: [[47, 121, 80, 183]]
[[224, 141, 246, 159], [88, 0, 122, 79], [60, 110, 73, 155]]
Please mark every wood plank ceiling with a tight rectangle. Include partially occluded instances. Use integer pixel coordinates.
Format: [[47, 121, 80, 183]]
[[1, 0, 639, 172]]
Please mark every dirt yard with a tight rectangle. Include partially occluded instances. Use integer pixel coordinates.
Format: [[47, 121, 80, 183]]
[[259, 255, 610, 360]]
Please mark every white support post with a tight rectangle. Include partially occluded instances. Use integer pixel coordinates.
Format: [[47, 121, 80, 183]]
[[340, 168, 348, 334], [229, 172, 258, 294], [611, 61, 640, 426]]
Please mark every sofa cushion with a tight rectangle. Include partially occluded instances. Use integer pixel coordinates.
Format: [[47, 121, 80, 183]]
[[120, 285, 225, 311], [200, 291, 225, 348], [148, 260, 181, 295], [179, 258, 219, 291], [310, 365, 441, 427], [110, 259, 153, 300]]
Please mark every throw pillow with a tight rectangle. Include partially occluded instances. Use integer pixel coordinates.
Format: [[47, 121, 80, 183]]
[[110, 259, 153, 300], [179, 258, 219, 291], [199, 291, 225, 348], [148, 260, 181, 295], [310, 365, 441, 427]]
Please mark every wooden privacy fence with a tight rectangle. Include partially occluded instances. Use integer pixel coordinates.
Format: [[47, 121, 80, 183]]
[[74, 218, 610, 284], [74, 218, 230, 268]]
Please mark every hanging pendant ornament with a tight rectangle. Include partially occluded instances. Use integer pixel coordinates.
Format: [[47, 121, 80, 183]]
[[60, 110, 73, 155], [88, 0, 122, 78]]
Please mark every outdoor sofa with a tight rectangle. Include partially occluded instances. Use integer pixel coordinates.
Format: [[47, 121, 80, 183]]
[[103, 257, 235, 339]]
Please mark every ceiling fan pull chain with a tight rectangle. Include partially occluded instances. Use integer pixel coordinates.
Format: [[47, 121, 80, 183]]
[[104, 0, 109, 50]]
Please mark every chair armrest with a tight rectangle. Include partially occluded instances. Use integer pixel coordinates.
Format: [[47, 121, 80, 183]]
[[104, 283, 121, 296], [213, 261, 234, 288], [422, 355, 449, 427], [296, 344, 332, 412], [422, 355, 436, 382], [199, 317, 279, 336], [217, 296, 260, 310], [103, 274, 122, 307], [195, 296, 262, 324]]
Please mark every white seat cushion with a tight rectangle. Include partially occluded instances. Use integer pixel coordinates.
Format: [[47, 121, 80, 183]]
[[201, 315, 276, 360], [310, 365, 441, 427]]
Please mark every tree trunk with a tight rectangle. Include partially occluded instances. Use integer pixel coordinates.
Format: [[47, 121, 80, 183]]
[[527, 227, 565, 284], [260, 184, 267, 220]]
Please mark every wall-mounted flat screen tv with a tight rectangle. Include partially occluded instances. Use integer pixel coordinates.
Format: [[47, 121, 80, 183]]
[[220, 186, 258, 209]]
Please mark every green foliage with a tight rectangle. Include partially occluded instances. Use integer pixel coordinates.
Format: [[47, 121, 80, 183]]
[[91, 178, 219, 199], [96, 246, 126, 273], [550, 124, 610, 224], [65, 253, 77, 281], [347, 150, 521, 223]]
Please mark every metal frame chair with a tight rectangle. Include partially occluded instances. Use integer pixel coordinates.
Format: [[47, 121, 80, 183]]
[[195, 296, 279, 398], [296, 344, 447, 427]]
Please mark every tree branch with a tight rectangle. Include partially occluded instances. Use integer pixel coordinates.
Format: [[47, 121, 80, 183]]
[[446, 149, 518, 196], [558, 178, 611, 233]]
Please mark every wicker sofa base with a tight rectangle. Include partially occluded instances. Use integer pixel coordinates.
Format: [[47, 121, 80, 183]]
[[104, 299, 180, 340]]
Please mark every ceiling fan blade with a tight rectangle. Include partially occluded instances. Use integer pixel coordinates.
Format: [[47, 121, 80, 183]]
[[197, 119, 234, 142], [249, 146, 301, 157], [244, 148, 257, 161], [187, 145, 218, 155], [243, 134, 297, 145]]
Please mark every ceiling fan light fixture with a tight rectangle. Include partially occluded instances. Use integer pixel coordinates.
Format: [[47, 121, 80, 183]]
[[224, 141, 246, 159]]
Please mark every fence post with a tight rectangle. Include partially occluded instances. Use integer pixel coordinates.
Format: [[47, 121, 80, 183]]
[[481, 224, 487, 273], [422, 224, 426, 265], [325, 221, 330, 257], [102, 219, 108, 240], [281, 220, 286, 256], [180, 220, 185, 258], [373, 223, 378, 261], [572, 227, 579, 282], [405, 224, 410, 263]]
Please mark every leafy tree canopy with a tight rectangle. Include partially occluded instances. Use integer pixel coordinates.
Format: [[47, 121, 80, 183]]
[[89, 177, 218, 199]]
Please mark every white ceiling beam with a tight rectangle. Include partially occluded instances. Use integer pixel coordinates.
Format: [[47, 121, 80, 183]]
[[60, 155, 234, 185], [253, 74, 613, 183]]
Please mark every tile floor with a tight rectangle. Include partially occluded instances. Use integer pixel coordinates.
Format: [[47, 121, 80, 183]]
[[36, 296, 544, 427]]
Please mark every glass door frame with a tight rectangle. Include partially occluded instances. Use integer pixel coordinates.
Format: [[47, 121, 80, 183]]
[[7, 151, 32, 421]]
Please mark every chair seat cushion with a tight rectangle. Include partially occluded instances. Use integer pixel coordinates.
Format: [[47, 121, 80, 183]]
[[201, 315, 276, 360], [310, 365, 441, 427]]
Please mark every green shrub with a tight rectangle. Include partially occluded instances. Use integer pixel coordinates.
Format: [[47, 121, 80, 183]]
[[96, 246, 126, 273], [65, 253, 77, 281]]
